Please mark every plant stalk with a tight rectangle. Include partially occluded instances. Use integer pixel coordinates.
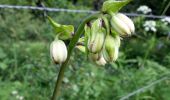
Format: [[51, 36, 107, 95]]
[[51, 13, 100, 100], [161, 1, 170, 15]]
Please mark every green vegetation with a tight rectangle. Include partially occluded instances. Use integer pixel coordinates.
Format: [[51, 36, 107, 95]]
[[0, 0, 170, 100]]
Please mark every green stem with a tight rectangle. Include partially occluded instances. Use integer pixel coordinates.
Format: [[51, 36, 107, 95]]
[[161, 1, 170, 15], [51, 13, 100, 100]]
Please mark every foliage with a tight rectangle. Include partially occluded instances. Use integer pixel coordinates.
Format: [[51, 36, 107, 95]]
[[0, 0, 170, 100]]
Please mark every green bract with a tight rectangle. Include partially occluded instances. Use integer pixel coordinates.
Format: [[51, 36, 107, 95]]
[[48, 16, 74, 40], [76, 45, 86, 53], [102, 0, 132, 13], [102, 15, 110, 35]]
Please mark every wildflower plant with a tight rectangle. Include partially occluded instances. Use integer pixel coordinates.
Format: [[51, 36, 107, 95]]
[[161, 17, 170, 25], [143, 20, 157, 32], [137, 5, 152, 14], [48, 0, 135, 99]]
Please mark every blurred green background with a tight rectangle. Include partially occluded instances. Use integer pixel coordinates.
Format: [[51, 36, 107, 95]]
[[0, 0, 170, 100]]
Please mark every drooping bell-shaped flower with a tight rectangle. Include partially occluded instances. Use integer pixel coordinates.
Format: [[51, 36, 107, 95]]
[[87, 18, 106, 53], [50, 40, 68, 64], [111, 13, 135, 36], [88, 32, 105, 53], [116, 13, 135, 33], [103, 35, 120, 62]]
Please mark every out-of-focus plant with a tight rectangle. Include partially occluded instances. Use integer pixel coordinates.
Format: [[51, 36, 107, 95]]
[[1, 0, 170, 100], [143, 20, 157, 32], [161, 17, 170, 25], [134, 5, 170, 37], [137, 5, 152, 14]]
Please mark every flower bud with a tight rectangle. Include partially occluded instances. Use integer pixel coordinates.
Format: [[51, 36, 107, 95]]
[[96, 55, 107, 66], [115, 13, 135, 33], [88, 53, 106, 66], [87, 18, 106, 53], [114, 35, 121, 47], [111, 13, 133, 36], [103, 35, 120, 62], [88, 32, 105, 53], [50, 40, 67, 64]]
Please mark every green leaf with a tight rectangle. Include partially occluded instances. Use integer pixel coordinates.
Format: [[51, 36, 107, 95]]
[[0, 48, 6, 59], [0, 63, 8, 70], [59, 25, 74, 40], [102, 0, 132, 13], [47, 16, 74, 40], [76, 45, 86, 53]]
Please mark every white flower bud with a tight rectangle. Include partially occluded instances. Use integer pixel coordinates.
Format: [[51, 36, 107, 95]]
[[96, 55, 107, 66], [116, 13, 135, 33], [111, 14, 131, 36], [111, 13, 135, 36], [50, 40, 67, 64]]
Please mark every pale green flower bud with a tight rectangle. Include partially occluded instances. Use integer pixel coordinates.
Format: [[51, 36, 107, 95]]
[[111, 14, 131, 36], [116, 13, 135, 33], [88, 32, 105, 53], [50, 40, 67, 64], [87, 18, 106, 53], [103, 35, 120, 62]]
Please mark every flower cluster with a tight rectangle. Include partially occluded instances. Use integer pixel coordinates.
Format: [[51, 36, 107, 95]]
[[85, 13, 135, 65], [11, 90, 24, 100], [143, 20, 157, 32], [49, 0, 135, 65], [161, 17, 170, 25], [137, 5, 152, 14]]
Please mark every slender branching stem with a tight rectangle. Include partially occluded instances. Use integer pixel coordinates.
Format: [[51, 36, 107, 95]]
[[51, 13, 100, 100]]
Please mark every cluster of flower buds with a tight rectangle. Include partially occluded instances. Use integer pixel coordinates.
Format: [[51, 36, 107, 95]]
[[50, 39, 68, 64], [48, 0, 134, 65], [85, 13, 134, 66]]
